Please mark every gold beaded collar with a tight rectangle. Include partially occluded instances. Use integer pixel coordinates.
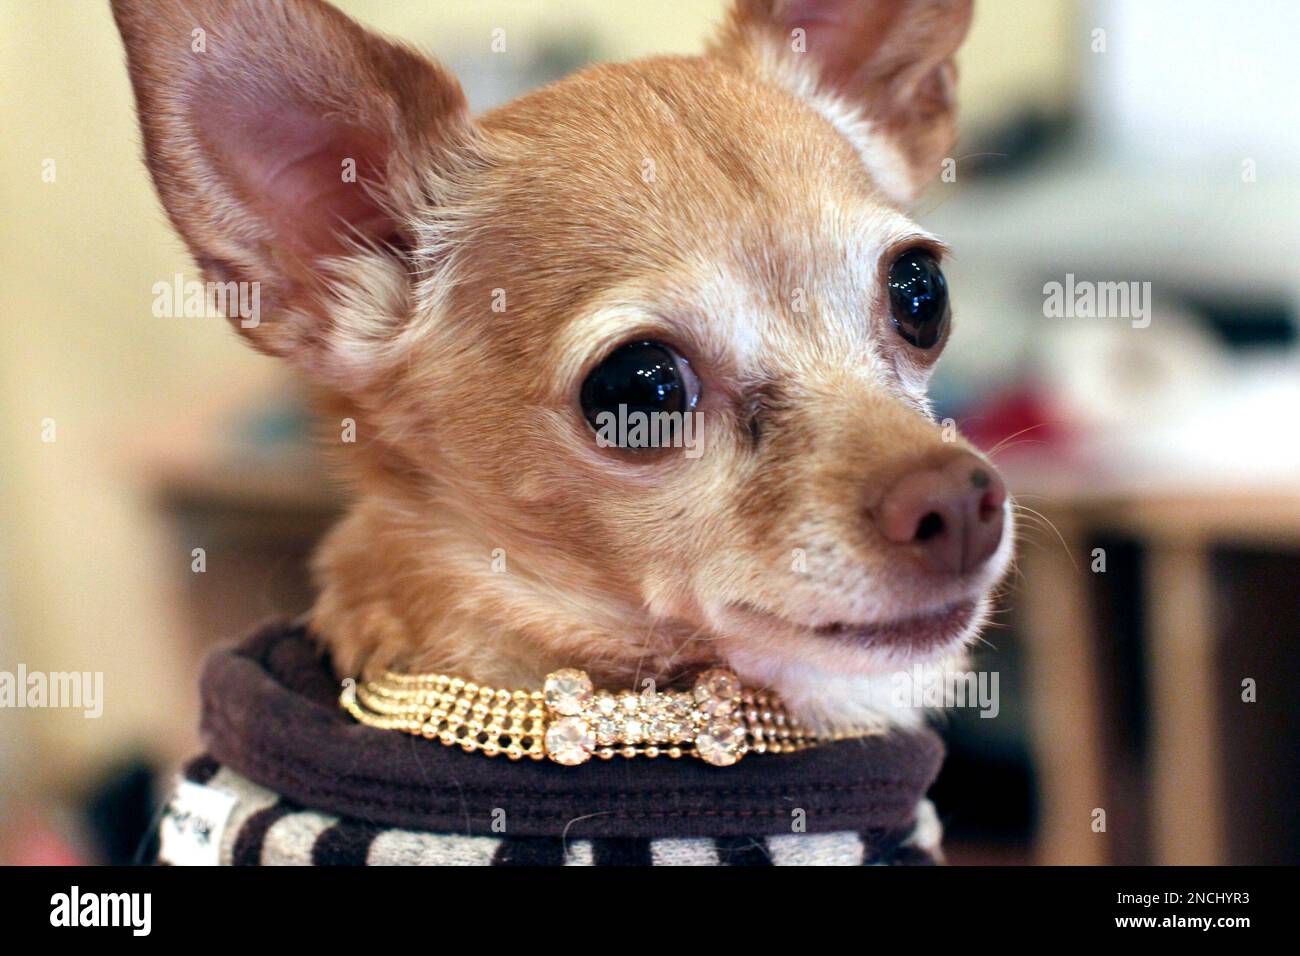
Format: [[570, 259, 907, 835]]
[[342, 666, 877, 767]]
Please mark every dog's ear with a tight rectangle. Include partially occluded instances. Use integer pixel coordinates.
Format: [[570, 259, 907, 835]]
[[112, 0, 473, 376], [715, 0, 972, 202]]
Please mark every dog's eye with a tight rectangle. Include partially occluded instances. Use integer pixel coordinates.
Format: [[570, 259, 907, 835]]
[[887, 249, 949, 349], [580, 340, 698, 436]]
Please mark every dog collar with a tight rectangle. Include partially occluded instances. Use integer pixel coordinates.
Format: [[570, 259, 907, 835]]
[[342, 666, 880, 767]]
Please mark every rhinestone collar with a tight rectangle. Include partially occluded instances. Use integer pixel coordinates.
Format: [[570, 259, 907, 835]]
[[342, 666, 877, 767]]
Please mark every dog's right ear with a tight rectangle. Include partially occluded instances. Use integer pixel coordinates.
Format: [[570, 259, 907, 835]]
[[112, 0, 473, 377]]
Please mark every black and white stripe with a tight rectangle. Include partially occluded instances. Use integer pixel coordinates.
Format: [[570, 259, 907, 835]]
[[159, 761, 942, 866]]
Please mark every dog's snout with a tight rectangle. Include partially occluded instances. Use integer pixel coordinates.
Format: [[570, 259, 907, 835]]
[[871, 452, 1007, 576]]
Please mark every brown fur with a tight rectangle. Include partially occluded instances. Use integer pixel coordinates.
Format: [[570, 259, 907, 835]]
[[114, 0, 1006, 729]]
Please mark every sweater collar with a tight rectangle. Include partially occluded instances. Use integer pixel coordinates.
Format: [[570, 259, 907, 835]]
[[198, 620, 945, 840]]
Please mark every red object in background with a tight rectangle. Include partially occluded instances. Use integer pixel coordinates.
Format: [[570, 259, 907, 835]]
[[957, 387, 1074, 460], [0, 808, 90, 866]]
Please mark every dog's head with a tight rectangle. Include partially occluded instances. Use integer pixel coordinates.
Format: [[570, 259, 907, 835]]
[[115, 0, 1010, 726]]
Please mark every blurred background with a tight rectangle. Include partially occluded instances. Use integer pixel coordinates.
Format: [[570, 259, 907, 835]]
[[1, 0, 1296, 865]]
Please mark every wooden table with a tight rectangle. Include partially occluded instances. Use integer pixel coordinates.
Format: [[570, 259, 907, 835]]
[[1011, 476, 1300, 865]]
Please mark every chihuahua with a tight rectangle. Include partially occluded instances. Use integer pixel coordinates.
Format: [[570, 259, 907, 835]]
[[113, 0, 1010, 736]]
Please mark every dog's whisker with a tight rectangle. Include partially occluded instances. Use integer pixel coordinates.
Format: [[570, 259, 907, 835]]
[[984, 422, 1053, 459], [1011, 504, 1076, 570]]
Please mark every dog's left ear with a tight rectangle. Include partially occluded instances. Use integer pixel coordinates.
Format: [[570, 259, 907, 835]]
[[715, 0, 973, 202], [112, 0, 475, 382]]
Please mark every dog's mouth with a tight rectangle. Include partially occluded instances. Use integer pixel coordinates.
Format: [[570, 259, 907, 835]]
[[731, 599, 979, 653], [808, 600, 978, 651]]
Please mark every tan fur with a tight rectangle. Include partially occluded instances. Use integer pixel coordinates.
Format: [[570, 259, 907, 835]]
[[114, 0, 1007, 730]]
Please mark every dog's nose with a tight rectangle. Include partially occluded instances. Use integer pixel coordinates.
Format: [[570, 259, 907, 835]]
[[871, 452, 1007, 576]]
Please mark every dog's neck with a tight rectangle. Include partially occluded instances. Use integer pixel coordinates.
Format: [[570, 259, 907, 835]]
[[309, 492, 719, 691]]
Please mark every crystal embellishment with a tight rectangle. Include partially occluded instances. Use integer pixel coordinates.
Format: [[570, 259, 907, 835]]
[[694, 668, 742, 716], [696, 716, 747, 767], [594, 715, 620, 745], [544, 668, 593, 716], [536, 666, 755, 765], [621, 719, 645, 745], [545, 716, 595, 765]]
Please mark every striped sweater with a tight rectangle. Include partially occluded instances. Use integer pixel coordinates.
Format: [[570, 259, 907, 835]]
[[158, 621, 946, 866]]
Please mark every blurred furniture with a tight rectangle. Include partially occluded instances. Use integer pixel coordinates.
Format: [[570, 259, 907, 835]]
[[1013, 475, 1300, 865], [155, 450, 342, 656]]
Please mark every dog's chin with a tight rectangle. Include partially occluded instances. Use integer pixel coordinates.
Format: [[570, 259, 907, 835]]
[[803, 599, 979, 654], [703, 596, 991, 731], [720, 597, 979, 661]]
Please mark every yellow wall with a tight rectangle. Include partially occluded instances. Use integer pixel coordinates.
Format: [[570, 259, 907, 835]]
[[1, 1, 271, 792], [0, 0, 1074, 797]]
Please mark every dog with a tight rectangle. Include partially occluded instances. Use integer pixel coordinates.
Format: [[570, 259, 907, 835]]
[[116, 0, 1012, 864]]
